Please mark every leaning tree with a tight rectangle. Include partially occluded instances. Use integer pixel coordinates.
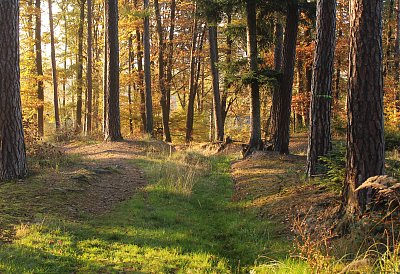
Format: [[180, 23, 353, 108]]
[[0, 0, 28, 180], [342, 0, 385, 215]]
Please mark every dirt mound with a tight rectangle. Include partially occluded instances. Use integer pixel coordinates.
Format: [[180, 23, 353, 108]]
[[62, 140, 157, 215], [231, 138, 340, 236], [0, 140, 161, 241]]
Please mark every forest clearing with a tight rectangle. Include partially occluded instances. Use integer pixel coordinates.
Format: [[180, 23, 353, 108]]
[[1, 0, 400, 273]]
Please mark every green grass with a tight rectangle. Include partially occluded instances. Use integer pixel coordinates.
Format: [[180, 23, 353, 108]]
[[0, 150, 309, 273], [0, 151, 83, 242]]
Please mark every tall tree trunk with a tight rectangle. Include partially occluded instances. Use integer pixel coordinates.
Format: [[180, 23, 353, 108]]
[[245, 0, 262, 155], [63, 11, 68, 128], [334, 29, 342, 103], [271, 0, 299, 154], [267, 20, 284, 139], [94, 14, 100, 131], [296, 58, 305, 129], [104, 0, 122, 141], [209, 99, 215, 141], [342, 0, 385, 215], [221, 12, 233, 130], [186, 4, 199, 143], [48, 0, 60, 131], [154, 0, 172, 142], [76, 0, 84, 132], [35, 0, 44, 137], [128, 35, 134, 135], [385, 0, 394, 76], [0, 0, 28, 181], [208, 22, 224, 141], [28, 0, 35, 67], [133, 0, 146, 131], [165, 0, 176, 122], [86, 0, 93, 134], [395, 0, 400, 88], [304, 63, 312, 126], [306, 0, 336, 176], [143, 0, 153, 134], [194, 27, 206, 114], [136, 30, 146, 132], [103, 0, 108, 133], [395, 0, 400, 124], [274, 20, 284, 71]]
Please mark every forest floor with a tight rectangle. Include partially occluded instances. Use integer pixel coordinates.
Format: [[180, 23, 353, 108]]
[[0, 134, 351, 273]]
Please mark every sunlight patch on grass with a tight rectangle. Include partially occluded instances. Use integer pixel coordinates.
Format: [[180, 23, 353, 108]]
[[250, 258, 311, 274], [0, 147, 299, 273]]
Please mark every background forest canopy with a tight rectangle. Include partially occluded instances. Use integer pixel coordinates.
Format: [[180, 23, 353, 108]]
[[19, 0, 398, 144]]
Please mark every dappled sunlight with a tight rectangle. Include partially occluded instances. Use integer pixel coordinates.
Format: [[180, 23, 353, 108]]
[[0, 143, 294, 273]]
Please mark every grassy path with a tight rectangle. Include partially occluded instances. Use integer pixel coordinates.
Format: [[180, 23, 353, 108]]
[[0, 146, 308, 273]]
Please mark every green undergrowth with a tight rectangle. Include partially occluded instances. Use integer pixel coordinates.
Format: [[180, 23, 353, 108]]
[[0, 147, 308, 273]]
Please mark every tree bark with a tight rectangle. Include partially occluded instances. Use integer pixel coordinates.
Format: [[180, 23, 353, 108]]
[[268, 20, 284, 139], [395, 0, 400, 89], [128, 35, 134, 135], [136, 30, 146, 132], [103, 0, 108, 133], [209, 99, 215, 141], [165, 0, 176, 124], [86, 0, 93, 134], [94, 9, 101, 131], [385, 0, 394, 76], [395, 0, 400, 124], [245, 0, 262, 155], [271, 0, 299, 154], [186, 5, 199, 143], [296, 58, 305, 129], [208, 23, 224, 141], [307, 0, 336, 176], [76, 0, 84, 132], [194, 27, 206, 115], [274, 20, 284, 72], [0, 0, 28, 181], [63, 9, 68, 128], [104, 0, 122, 141], [342, 0, 385, 215], [143, 0, 153, 135], [154, 0, 172, 142], [221, 12, 233, 132], [48, 0, 60, 131], [334, 29, 342, 103], [132, 0, 146, 131], [35, 0, 44, 137]]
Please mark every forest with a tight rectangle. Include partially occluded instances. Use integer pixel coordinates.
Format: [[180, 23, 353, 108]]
[[0, 0, 399, 272]]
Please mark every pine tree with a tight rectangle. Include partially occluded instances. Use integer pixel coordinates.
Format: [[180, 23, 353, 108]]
[[307, 0, 336, 176], [0, 0, 28, 181], [104, 0, 122, 141], [342, 0, 385, 215]]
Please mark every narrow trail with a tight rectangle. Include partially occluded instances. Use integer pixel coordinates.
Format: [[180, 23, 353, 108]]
[[63, 140, 149, 215], [0, 136, 333, 273]]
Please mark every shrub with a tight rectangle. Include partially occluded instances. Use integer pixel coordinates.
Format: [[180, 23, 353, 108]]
[[318, 142, 346, 192]]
